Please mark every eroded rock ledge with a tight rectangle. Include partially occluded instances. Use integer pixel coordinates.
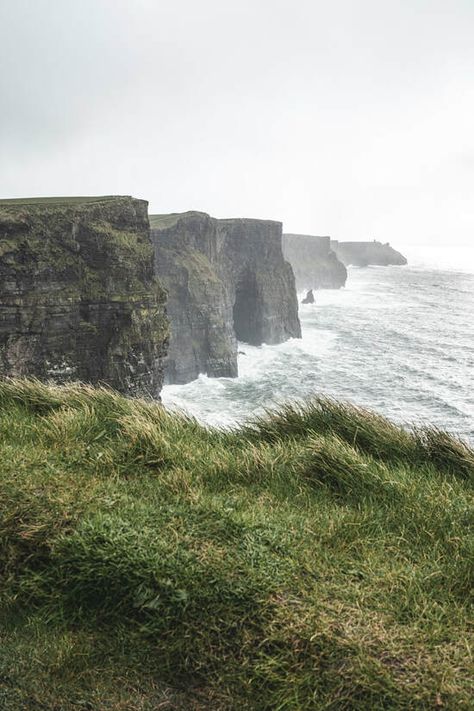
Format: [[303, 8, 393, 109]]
[[0, 196, 168, 396], [151, 211, 301, 384], [282, 234, 347, 290]]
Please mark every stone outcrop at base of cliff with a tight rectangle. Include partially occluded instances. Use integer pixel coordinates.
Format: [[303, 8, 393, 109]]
[[0, 196, 168, 397], [282, 234, 347, 290], [330, 240, 408, 267], [301, 289, 315, 304], [151, 212, 301, 384]]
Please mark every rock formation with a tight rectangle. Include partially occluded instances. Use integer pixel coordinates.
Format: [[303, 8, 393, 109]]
[[301, 289, 315, 304], [330, 240, 407, 267], [150, 211, 301, 384], [0, 196, 168, 397], [282, 234, 347, 290]]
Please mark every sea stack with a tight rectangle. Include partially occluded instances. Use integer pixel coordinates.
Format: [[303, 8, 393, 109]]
[[0, 196, 169, 397], [151, 211, 301, 384]]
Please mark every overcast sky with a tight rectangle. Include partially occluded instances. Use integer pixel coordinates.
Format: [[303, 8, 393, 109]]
[[1, 0, 473, 254]]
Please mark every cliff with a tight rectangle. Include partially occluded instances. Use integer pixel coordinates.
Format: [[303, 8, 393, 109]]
[[282, 233, 347, 290], [330, 240, 408, 267], [151, 212, 301, 384], [0, 196, 168, 397], [150, 212, 236, 384]]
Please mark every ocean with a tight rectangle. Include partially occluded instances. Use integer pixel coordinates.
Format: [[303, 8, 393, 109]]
[[162, 259, 474, 443]]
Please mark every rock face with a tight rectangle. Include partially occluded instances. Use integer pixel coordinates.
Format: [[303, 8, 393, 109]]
[[0, 196, 168, 397], [282, 234, 347, 290], [330, 240, 408, 267], [150, 212, 301, 384]]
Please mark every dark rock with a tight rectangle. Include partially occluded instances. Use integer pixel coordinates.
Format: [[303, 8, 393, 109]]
[[0, 196, 168, 397], [301, 289, 315, 304], [282, 234, 347, 290], [330, 240, 407, 267], [150, 212, 301, 384]]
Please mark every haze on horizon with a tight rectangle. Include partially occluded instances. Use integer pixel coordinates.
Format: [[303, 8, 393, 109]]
[[1, 0, 473, 260]]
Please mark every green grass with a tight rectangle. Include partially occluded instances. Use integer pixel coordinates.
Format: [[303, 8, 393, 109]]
[[0, 379, 472, 709], [149, 211, 208, 229], [0, 196, 130, 207]]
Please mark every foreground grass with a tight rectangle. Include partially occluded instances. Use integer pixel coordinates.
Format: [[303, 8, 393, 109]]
[[0, 380, 472, 710]]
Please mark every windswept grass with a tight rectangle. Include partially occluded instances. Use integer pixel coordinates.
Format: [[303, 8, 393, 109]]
[[0, 195, 127, 207], [244, 396, 474, 478], [0, 379, 472, 709]]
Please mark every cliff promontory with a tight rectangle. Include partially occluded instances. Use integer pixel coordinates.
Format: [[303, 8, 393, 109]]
[[282, 234, 347, 290], [151, 212, 301, 384], [0, 196, 168, 396], [330, 240, 408, 267]]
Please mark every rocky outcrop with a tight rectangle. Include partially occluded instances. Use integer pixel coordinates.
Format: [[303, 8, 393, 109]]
[[301, 289, 315, 304], [0, 196, 168, 397], [330, 240, 408, 267], [151, 212, 301, 384], [282, 234, 347, 290]]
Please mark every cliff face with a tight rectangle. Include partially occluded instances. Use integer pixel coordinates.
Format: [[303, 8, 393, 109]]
[[150, 212, 236, 384], [151, 212, 301, 384], [282, 234, 347, 290], [217, 219, 301, 344], [0, 196, 168, 397], [330, 240, 408, 267]]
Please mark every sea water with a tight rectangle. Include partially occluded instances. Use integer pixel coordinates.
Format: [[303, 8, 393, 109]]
[[162, 260, 474, 442]]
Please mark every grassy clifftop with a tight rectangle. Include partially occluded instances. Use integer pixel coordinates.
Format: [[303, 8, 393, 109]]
[[0, 380, 472, 709], [149, 211, 208, 230], [0, 195, 129, 206]]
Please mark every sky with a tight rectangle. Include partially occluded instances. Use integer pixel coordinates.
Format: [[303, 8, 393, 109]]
[[1, 0, 473, 257]]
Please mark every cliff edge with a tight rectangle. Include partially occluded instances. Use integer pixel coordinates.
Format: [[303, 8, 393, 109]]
[[151, 212, 301, 384], [0, 196, 168, 396], [282, 233, 347, 290]]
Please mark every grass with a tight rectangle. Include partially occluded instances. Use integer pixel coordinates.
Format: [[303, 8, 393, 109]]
[[149, 212, 208, 229], [0, 196, 130, 207], [0, 379, 472, 709]]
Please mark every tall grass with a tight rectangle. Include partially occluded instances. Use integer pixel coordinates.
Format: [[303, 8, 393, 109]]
[[245, 396, 474, 480], [0, 379, 472, 709]]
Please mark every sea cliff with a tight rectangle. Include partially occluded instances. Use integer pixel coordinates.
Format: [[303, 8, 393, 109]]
[[0, 196, 168, 396], [330, 240, 408, 266], [151, 211, 301, 384], [282, 233, 347, 290]]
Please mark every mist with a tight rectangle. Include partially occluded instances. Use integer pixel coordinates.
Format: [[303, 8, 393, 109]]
[[1, 0, 473, 257]]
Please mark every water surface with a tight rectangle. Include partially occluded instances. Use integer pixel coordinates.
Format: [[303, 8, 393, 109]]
[[162, 264, 474, 442]]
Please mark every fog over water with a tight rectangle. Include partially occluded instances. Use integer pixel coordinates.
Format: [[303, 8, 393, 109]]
[[162, 260, 474, 442]]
